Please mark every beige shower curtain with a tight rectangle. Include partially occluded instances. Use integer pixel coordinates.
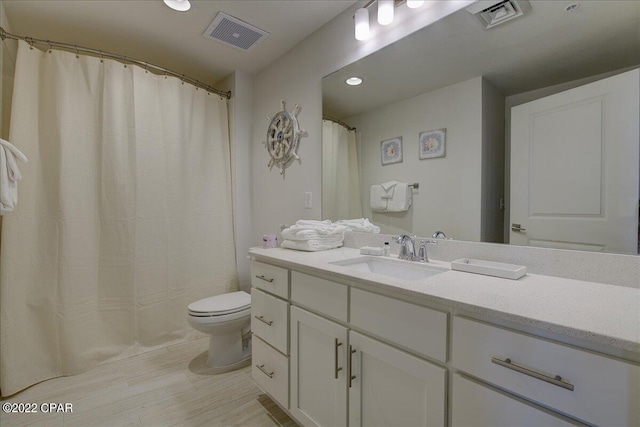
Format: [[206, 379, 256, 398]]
[[0, 41, 237, 396], [322, 120, 362, 221]]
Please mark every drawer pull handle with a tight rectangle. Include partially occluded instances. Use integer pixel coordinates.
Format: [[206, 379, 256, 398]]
[[334, 339, 343, 379], [254, 315, 273, 326], [491, 357, 574, 391], [348, 345, 357, 388], [256, 364, 274, 378], [255, 275, 274, 283]]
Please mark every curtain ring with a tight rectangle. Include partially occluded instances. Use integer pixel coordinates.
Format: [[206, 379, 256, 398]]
[[100, 51, 103, 63], [27, 37, 34, 50], [75, 46, 79, 58], [144, 63, 148, 73], [164, 70, 168, 79], [123, 56, 127, 68], [47, 40, 52, 53], [181, 74, 185, 85]]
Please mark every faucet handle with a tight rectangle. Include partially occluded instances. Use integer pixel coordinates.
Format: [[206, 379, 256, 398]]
[[417, 239, 429, 263]]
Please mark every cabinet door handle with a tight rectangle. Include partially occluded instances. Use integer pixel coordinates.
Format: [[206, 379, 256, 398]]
[[334, 339, 343, 379], [491, 357, 574, 391], [348, 345, 356, 388], [256, 364, 274, 378], [255, 275, 274, 283], [254, 315, 273, 326]]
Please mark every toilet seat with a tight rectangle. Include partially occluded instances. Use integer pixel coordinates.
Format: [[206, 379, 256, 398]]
[[188, 291, 251, 317]]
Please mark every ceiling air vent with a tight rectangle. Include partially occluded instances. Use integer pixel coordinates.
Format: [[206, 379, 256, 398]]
[[466, 0, 531, 29], [203, 12, 269, 51]]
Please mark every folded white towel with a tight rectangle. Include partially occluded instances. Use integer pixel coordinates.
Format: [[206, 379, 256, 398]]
[[281, 226, 348, 241], [281, 220, 348, 241], [0, 139, 28, 215], [369, 185, 389, 212], [281, 236, 344, 252], [335, 218, 380, 233], [386, 182, 412, 212]]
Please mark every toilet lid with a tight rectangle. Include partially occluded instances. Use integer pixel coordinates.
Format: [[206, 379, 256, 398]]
[[188, 291, 251, 316]]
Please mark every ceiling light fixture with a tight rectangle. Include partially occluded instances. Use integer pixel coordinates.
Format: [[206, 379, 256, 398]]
[[354, 8, 370, 41], [406, 1, 425, 8], [378, 0, 395, 25], [163, 0, 191, 12], [345, 77, 363, 86]]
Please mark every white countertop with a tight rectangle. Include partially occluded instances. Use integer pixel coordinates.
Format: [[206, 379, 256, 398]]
[[249, 247, 640, 354]]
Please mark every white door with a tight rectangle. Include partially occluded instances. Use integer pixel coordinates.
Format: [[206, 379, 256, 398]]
[[290, 306, 348, 427], [510, 69, 639, 253], [348, 331, 446, 427]]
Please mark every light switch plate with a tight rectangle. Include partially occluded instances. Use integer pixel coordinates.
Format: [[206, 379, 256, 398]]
[[304, 192, 312, 209]]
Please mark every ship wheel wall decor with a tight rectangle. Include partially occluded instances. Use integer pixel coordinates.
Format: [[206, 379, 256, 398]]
[[263, 100, 307, 178]]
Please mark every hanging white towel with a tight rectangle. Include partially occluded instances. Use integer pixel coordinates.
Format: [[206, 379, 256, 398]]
[[370, 181, 399, 212], [386, 182, 412, 212], [0, 139, 28, 215]]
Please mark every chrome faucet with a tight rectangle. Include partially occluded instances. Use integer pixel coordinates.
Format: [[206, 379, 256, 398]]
[[395, 235, 417, 261]]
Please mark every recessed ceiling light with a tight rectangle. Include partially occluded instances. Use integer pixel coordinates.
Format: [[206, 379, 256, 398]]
[[345, 77, 363, 86], [164, 0, 191, 12]]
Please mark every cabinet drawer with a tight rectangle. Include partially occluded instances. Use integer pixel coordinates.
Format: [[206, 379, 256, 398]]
[[251, 288, 288, 355], [350, 288, 448, 363], [291, 271, 348, 322], [452, 374, 578, 427], [251, 260, 289, 298], [252, 336, 289, 409], [452, 316, 640, 426]]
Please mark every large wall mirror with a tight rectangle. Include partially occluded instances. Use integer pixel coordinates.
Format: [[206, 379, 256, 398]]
[[322, 0, 640, 255]]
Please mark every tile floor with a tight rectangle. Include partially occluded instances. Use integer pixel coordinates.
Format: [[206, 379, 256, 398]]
[[0, 337, 297, 427]]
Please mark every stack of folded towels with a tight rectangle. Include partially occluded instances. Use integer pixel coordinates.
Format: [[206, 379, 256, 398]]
[[281, 220, 348, 252], [336, 218, 380, 233]]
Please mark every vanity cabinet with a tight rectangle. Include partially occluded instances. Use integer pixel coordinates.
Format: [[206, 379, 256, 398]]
[[290, 306, 349, 427], [250, 256, 638, 427], [451, 374, 576, 427], [452, 316, 640, 426], [349, 331, 446, 427], [249, 260, 290, 409]]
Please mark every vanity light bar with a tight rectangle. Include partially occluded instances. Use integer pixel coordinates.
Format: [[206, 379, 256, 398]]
[[354, 0, 426, 41]]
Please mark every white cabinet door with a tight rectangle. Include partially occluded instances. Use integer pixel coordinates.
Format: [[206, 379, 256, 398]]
[[290, 306, 348, 427], [510, 68, 639, 253], [349, 331, 447, 427], [452, 374, 577, 427]]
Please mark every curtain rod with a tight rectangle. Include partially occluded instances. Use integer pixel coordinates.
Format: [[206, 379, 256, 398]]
[[0, 27, 231, 99], [323, 115, 356, 131]]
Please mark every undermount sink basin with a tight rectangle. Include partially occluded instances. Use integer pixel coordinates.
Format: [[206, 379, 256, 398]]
[[330, 256, 448, 281]]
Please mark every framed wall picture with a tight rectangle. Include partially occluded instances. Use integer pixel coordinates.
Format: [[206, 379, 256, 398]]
[[381, 136, 403, 165], [419, 128, 446, 160]]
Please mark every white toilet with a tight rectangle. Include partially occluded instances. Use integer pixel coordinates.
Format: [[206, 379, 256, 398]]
[[187, 291, 252, 369]]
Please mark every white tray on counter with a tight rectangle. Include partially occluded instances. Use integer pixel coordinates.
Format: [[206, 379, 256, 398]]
[[451, 258, 526, 280]]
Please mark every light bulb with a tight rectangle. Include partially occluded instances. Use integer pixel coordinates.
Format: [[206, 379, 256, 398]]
[[163, 0, 191, 12], [378, 0, 394, 25], [407, 1, 425, 8], [345, 77, 363, 86], [354, 8, 370, 41]]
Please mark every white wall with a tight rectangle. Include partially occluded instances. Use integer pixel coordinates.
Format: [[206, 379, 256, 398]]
[[250, 1, 474, 244], [348, 77, 484, 241]]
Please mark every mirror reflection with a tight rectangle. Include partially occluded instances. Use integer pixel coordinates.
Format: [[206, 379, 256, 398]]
[[322, 0, 640, 255]]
